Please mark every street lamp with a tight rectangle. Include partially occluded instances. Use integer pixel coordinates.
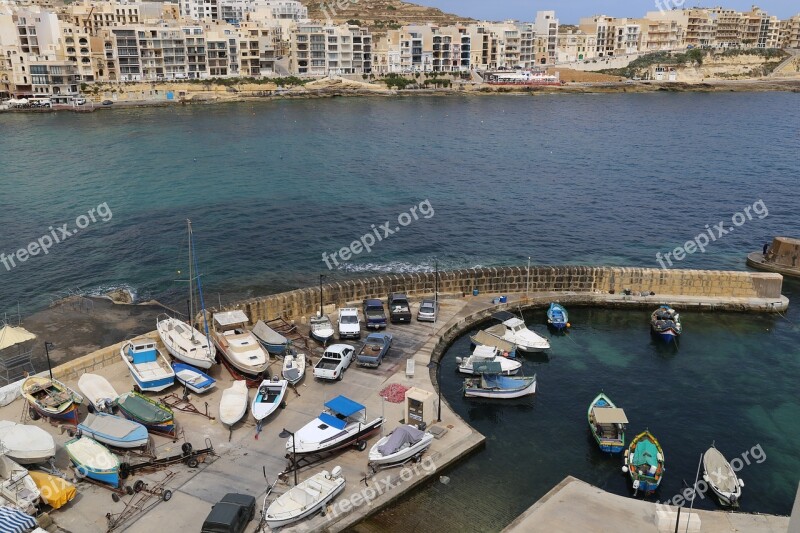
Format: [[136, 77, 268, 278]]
[[279, 428, 298, 486], [44, 342, 55, 380], [426, 360, 442, 422]]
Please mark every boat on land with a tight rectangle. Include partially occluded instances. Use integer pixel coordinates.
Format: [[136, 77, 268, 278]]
[[703, 445, 744, 506], [114, 392, 175, 436], [65, 436, 120, 487], [482, 311, 550, 352], [172, 362, 216, 394], [623, 431, 665, 495], [28, 470, 76, 510], [252, 320, 290, 356], [77, 412, 149, 449], [78, 373, 118, 413], [211, 310, 270, 387], [219, 380, 248, 429], [20, 376, 83, 424], [282, 350, 306, 386], [309, 314, 335, 344], [651, 305, 682, 342], [120, 338, 176, 393], [456, 345, 521, 376], [264, 466, 345, 529], [463, 361, 536, 398], [546, 303, 569, 331], [156, 220, 217, 369], [588, 393, 628, 454], [368, 425, 434, 467], [0, 420, 56, 464], [252, 378, 288, 422], [286, 395, 384, 455], [0, 455, 40, 513]]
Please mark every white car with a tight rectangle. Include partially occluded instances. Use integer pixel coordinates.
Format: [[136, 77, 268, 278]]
[[338, 308, 361, 339], [417, 299, 438, 322]]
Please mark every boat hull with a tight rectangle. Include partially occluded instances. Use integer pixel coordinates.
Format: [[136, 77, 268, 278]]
[[464, 376, 536, 399], [252, 380, 287, 421], [368, 432, 434, 466], [218, 353, 269, 388], [290, 418, 384, 456], [265, 477, 345, 529], [652, 329, 679, 343], [65, 438, 120, 487], [30, 402, 81, 424], [157, 318, 216, 369], [115, 393, 176, 437], [172, 363, 216, 394]]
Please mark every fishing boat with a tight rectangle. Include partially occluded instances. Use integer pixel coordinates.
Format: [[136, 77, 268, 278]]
[[77, 412, 149, 449], [470, 330, 516, 359], [264, 466, 345, 529], [0, 421, 56, 464], [482, 311, 550, 352], [252, 378, 288, 422], [28, 471, 76, 510], [0, 455, 40, 513], [651, 305, 682, 342], [703, 445, 744, 506], [463, 362, 537, 399], [252, 320, 289, 356], [286, 395, 384, 455], [623, 431, 665, 495], [309, 314, 335, 344], [78, 373, 118, 413], [65, 436, 120, 487], [368, 425, 434, 467], [211, 310, 270, 387], [456, 345, 521, 376], [20, 376, 83, 424], [172, 362, 216, 394], [587, 393, 628, 454], [547, 303, 569, 331], [282, 350, 306, 386], [120, 338, 176, 393], [156, 220, 217, 369], [114, 392, 176, 436], [219, 380, 248, 430]]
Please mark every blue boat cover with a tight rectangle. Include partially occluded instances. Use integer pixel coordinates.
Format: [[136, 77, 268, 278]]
[[324, 395, 364, 417], [0, 506, 36, 533], [319, 412, 347, 430]]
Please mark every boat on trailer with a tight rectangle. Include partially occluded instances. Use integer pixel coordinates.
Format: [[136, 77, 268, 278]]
[[456, 345, 521, 376], [211, 310, 270, 387], [264, 466, 345, 529], [252, 320, 290, 356], [482, 311, 550, 352], [588, 393, 628, 454], [77, 412, 149, 449], [309, 314, 335, 345], [286, 395, 383, 455], [282, 350, 306, 386], [651, 305, 682, 342], [115, 392, 176, 436], [0, 420, 56, 464], [623, 431, 665, 496], [463, 362, 536, 399], [703, 445, 744, 506], [65, 436, 120, 487], [547, 303, 569, 331], [368, 425, 434, 467], [252, 378, 288, 422], [20, 376, 83, 424], [172, 362, 216, 394], [120, 338, 175, 393], [78, 373, 118, 413]]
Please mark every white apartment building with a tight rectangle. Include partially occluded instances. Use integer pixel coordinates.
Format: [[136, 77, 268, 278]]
[[579, 15, 641, 57], [290, 23, 371, 76], [532, 10, 558, 63]]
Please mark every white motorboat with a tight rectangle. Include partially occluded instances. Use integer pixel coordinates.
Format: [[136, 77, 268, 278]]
[[0, 455, 40, 513], [703, 445, 744, 506], [456, 345, 521, 376], [282, 351, 306, 386], [0, 421, 56, 464], [264, 466, 345, 529], [484, 311, 550, 352], [211, 310, 270, 385], [78, 373, 119, 413], [120, 338, 176, 392], [252, 379, 288, 422], [309, 315, 334, 344], [286, 395, 383, 455], [368, 425, 434, 467], [219, 380, 248, 429]]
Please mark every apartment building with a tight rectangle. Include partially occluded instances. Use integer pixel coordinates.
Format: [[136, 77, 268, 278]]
[[646, 9, 716, 48], [181, 0, 306, 24], [741, 6, 780, 48], [556, 29, 595, 63], [579, 16, 641, 57], [290, 23, 371, 76], [780, 14, 800, 48], [532, 10, 558, 64], [639, 19, 680, 51], [467, 25, 498, 69], [518, 23, 535, 69]]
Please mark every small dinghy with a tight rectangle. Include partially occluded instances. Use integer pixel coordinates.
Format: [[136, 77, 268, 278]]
[[253, 320, 289, 356], [703, 445, 744, 506], [77, 412, 149, 449], [252, 378, 288, 422], [547, 302, 569, 331], [28, 471, 77, 510], [588, 393, 628, 454], [623, 431, 665, 496], [264, 466, 345, 529], [456, 345, 521, 376], [219, 380, 248, 429], [0, 420, 56, 464], [369, 425, 434, 467], [309, 314, 334, 344], [65, 436, 120, 487], [21, 376, 83, 424], [120, 338, 176, 392], [282, 351, 306, 386], [78, 373, 118, 413], [172, 362, 216, 394], [114, 392, 175, 436], [0, 455, 41, 513]]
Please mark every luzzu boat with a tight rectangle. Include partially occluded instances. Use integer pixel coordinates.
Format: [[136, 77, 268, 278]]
[[623, 431, 665, 496], [588, 393, 628, 454], [77, 412, 150, 449], [21, 376, 83, 424], [650, 305, 682, 342], [115, 392, 176, 436], [65, 436, 120, 487]]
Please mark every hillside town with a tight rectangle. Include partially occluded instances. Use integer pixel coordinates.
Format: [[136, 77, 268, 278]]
[[1, 0, 799, 102]]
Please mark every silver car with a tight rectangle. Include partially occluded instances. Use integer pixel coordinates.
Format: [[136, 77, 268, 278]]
[[417, 299, 438, 322]]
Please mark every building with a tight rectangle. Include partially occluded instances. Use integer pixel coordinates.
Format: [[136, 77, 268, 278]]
[[646, 8, 717, 48], [639, 18, 680, 52], [579, 15, 641, 57], [532, 10, 558, 64], [290, 23, 371, 76], [780, 14, 800, 49], [556, 29, 595, 63]]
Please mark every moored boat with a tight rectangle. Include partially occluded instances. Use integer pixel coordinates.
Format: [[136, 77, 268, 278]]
[[456, 345, 521, 376], [78, 373, 118, 414], [463, 362, 536, 399], [0, 420, 56, 464], [264, 466, 345, 529], [483, 311, 550, 352], [368, 425, 434, 467], [282, 350, 306, 386], [120, 338, 176, 393], [172, 362, 216, 394], [470, 330, 516, 359], [286, 395, 383, 455], [651, 305, 682, 342], [547, 303, 569, 331], [0, 455, 40, 513], [65, 436, 120, 487], [77, 412, 149, 449], [219, 380, 248, 430], [252, 378, 288, 422], [211, 310, 270, 387], [623, 431, 665, 495], [703, 445, 744, 506], [587, 393, 628, 454], [20, 376, 83, 424], [114, 392, 175, 436]]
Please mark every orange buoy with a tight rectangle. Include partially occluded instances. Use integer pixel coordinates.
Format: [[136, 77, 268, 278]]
[[566, 322, 572, 328]]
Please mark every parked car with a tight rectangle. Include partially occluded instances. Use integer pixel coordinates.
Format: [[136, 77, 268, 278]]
[[201, 493, 255, 533], [102, 100, 114, 105], [417, 299, 438, 322], [313, 344, 354, 381], [74, 97, 86, 105], [363, 299, 387, 329], [337, 308, 361, 339], [388, 293, 411, 324], [356, 333, 393, 368]]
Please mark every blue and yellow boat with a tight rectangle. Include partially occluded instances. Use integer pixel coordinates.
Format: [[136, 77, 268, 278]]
[[65, 436, 120, 487], [588, 393, 628, 454], [623, 431, 665, 495], [650, 305, 682, 343], [115, 391, 175, 436]]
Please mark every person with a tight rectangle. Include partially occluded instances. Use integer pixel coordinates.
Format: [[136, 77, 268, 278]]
[[763, 242, 770, 256]]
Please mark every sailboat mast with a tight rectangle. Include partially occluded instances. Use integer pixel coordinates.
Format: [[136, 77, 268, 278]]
[[187, 219, 195, 339]]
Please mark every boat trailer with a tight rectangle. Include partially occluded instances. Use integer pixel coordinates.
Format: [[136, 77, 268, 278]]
[[106, 471, 176, 531], [280, 439, 368, 481], [119, 438, 215, 478], [367, 450, 427, 476], [159, 392, 215, 421]]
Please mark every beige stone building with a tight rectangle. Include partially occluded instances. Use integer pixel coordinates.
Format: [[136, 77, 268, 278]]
[[780, 14, 800, 49], [579, 15, 641, 57]]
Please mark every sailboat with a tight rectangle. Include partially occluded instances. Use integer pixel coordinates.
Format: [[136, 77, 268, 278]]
[[157, 220, 217, 369]]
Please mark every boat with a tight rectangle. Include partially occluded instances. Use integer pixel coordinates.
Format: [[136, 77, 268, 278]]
[[651, 305, 682, 342], [309, 314, 334, 345], [0, 421, 56, 464], [469, 330, 516, 359], [65, 436, 120, 487], [286, 395, 384, 455], [282, 350, 306, 386], [78, 373, 118, 413], [20, 376, 83, 424], [114, 392, 176, 436], [623, 431, 665, 495], [219, 380, 248, 429], [482, 311, 550, 352], [463, 362, 537, 399], [28, 471, 76, 510], [77, 412, 149, 449], [456, 345, 521, 376], [156, 220, 217, 369], [252, 378, 288, 422], [252, 320, 289, 356], [703, 445, 744, 506], [0, 455, 40, 513], [120, 338, 176, 393], [264, 466, 345, 529], [547, 303, 569, 331], [211, 310, 270, 387], [172, 362, 216, 394], [368, 425, 434, 467], [587, 393, 628, 454]]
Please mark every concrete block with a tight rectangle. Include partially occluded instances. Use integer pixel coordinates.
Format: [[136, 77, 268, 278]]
[[655, 509, 700, 532]]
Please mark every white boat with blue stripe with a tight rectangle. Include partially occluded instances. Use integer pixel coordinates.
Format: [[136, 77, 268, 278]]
[[286, 395, 383, 455], [120, 339, 176, 393]]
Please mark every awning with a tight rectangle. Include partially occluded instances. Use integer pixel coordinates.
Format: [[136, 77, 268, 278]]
[[0, 325, 36, 351], [324, 395, 365, 417], [213, 310, 249, 327], [593, 407, 629, 425], [0, 506, 37, 533]]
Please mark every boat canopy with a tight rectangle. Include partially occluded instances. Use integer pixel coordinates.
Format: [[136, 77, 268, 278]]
[[472, 361, 503, 374], [319, 412, 347, 430], [632, 439, 659, 467], [213, 310, 249, 327], [592, 407, 629, 425], [0, 506, 37, 533], [252, 321, 287, 345], [325, 395, 365, 417], [0, 324, 36, 350], [378, 425, 425, 455]]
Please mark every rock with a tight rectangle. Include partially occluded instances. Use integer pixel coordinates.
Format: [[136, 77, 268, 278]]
[[106, 288, 134, 304]]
